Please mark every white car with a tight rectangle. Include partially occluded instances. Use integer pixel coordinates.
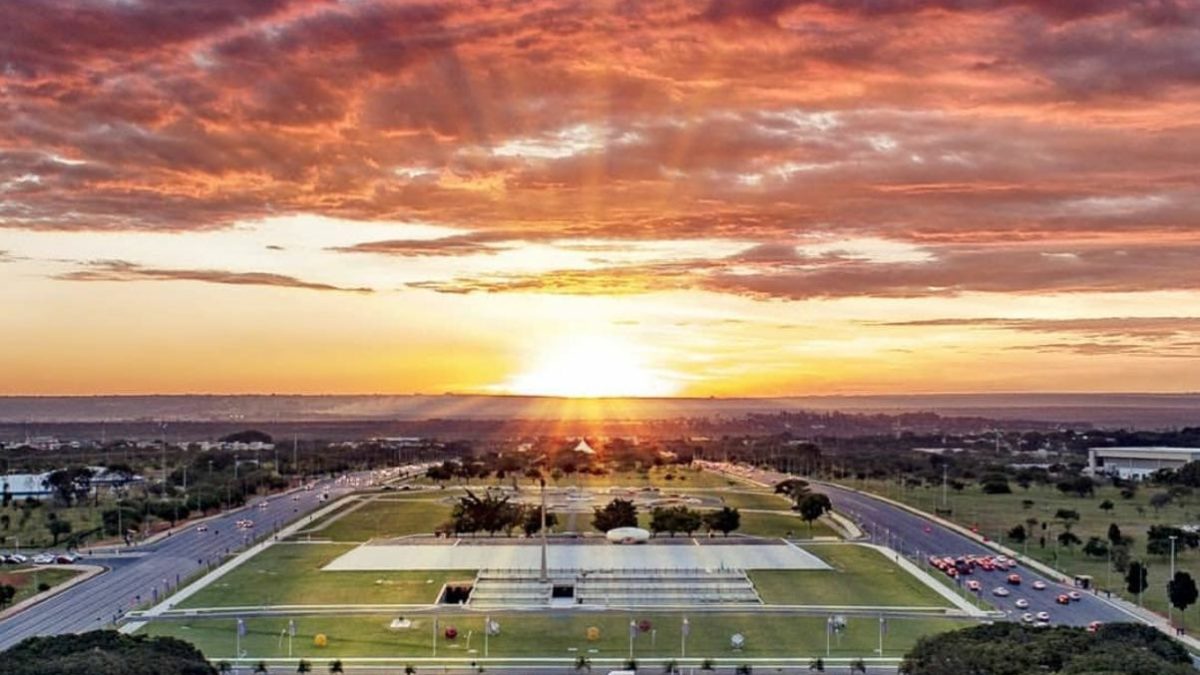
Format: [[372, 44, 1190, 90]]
[[7, 553, 28, 564], [32, 553, 55, 565], [993, 587, 1011, 597], [1036, 611, 1050, 622], [1031, 580, 1047, 590], [1015, 599, 1030, 609], [196, 524, 208, 533], [1021, 612, 1035, 623], [1068, 591, 1082, 601]]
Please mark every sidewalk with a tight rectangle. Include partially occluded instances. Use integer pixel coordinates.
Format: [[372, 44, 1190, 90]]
[[0, 564, 105, 621]]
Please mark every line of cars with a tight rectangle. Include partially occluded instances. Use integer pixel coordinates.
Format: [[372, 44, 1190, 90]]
[[928, 552, 1098, 629], [1, 551, 81, 565]]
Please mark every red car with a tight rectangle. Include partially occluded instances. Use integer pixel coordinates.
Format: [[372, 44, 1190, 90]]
[[1007, 574, 1022, 585], [1056, 594, 1071, 605]]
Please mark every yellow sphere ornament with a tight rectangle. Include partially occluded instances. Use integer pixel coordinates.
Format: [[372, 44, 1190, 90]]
[[313, 633, 328, 648], [586, 626, 600, 641]]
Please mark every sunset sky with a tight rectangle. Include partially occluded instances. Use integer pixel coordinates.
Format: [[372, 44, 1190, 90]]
[[3, 0, 1199, 396]]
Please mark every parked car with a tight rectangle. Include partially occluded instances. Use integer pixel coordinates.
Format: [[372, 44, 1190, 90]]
[[32, 553, 55, 565]]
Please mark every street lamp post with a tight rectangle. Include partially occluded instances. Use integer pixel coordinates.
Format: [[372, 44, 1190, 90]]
[[1169, 535, 1179, 624]]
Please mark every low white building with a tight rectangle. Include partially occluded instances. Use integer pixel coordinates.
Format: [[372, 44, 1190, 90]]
[[1087, 446, 1200, 479]]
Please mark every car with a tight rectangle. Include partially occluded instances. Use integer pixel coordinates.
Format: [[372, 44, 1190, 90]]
[[258, 501, 269, 509], [1068, 591, 1082, 601], [1034, 620, 1051, 628], [1055, 594, 1071, 605], [1036, 611, 1051, 622], [1021, 612, 1035, 623], [196, 524, 208, 532], [993, 587, 1011, 597], [946, 567, 958, 578], [1031, 580, 1047, 590], [1015, 598, 1029, 609], [1007, 574, 1022, 585], [7, 553, 28, 564], [54, 553, 79, 564], [1087, 621, 1103, 632], [966, 580, 982, 592], [32, 553, 55, 565]]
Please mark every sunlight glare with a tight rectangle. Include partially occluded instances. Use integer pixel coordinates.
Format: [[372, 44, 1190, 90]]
[[503, 335, 681, 398]]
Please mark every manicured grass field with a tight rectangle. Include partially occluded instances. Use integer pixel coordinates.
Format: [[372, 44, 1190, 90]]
[[850, 478, 1200, 619], [309, 499, 453, 542], [178, 544, 467, 608], [0, 566, 81, 606], [750, 544, 951, 607], [738, 511, 837, 539], [141, 611, 967, 661]]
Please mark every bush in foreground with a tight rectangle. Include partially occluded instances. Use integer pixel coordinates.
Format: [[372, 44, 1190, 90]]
[[0, 630, 215, 675], [900, 622, 1191, 675]]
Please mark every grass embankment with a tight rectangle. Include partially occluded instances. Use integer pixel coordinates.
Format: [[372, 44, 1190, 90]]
[[751, 544, 951, 607], [177, 543, 466, 608], [142, 611, 966, 660]]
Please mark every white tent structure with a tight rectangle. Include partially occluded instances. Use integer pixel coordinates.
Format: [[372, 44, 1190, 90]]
[[572, 438, 596, 455]]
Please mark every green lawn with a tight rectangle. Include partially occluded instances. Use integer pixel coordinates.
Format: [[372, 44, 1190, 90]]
[[178, 544, 467, 608], [141, 611, 967, 661], [849, 478, 1200, 619], [0, 566, 82, 606], [311, 500, 453, 542], [738, 511, 836, 539], [751, 544, 951, 607]]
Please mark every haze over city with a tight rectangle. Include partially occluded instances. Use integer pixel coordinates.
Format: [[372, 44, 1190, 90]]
[[4, 0, 1199, 397]]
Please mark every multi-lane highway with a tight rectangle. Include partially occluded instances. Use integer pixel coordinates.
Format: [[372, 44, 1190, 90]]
[[713, 462, 1145, 628], [0, 474, 370, 651]]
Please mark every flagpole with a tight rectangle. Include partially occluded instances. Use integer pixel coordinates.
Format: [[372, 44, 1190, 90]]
[[629, 619, 635, 659], [433, 617, 438, 657]]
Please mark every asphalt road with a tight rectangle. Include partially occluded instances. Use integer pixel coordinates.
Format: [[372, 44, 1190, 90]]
[[0, 473, 369, 651], [718, 463, 1144, 629]]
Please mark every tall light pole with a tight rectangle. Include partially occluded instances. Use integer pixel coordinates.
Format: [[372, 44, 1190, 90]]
[[1169, 534, 1178, 623]]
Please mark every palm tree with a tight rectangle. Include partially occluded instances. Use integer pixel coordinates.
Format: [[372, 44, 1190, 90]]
[[328, 659, 344, 673]]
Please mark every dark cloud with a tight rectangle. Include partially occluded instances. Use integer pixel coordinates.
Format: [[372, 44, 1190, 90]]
[[55, 260, 373, 294]]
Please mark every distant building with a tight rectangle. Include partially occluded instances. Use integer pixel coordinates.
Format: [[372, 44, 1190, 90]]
[[572, 438, 596, 455], [0, 473, 52, 499], [1087, 447, 1200, 479]]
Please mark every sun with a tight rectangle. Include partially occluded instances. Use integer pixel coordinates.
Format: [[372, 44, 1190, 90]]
[[502, 335, 681, 398]]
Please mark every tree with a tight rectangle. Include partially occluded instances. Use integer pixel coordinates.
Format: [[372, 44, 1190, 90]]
[[574, 656, 591, 673], [700, 659, 715, 671], [592, 499, 638, 532], [1082, 536, 1108, 558], [1099, 499, 1114, 513], [796, 493, 832, 537], [898, 623, 1192, 675], [218, 662, 232, 673], [1007, 524, 1027, 544], [1056, 475, 1095, 498], [1127, 561, 1149, 605], [702, 507, 741, 536], [850, 658, 867, 673], [774, 478, 809, 500], [1057, 531, 1081, 550], [1053, 508, 1079, 528], [48, 517, 72, 546], [297, 659, 312, 673], [1111, 543, 1131, 574], [1150, 492, 1173, 512], [405, 665, 417, 675], [254, 662, 269, 673], [42, 467, 94, 506], [808, 657, 825, 672], [521, 506, 558, 537], [0, 631, 218, 675], [662, 659, 679, 674], [650, 506, 702, 537], [1168, 571, 1199, 628], [328, 660, 344, 673], [1107, 523, 1124, 546], [980, 475, 1011, 495], [0, 584, 16, 608]]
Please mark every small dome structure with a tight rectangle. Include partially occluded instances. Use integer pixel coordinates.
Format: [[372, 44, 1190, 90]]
[[605, 526, 651, 544]]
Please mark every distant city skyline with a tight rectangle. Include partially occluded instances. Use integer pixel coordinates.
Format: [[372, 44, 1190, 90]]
[[3, 1, 1199, 396]]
